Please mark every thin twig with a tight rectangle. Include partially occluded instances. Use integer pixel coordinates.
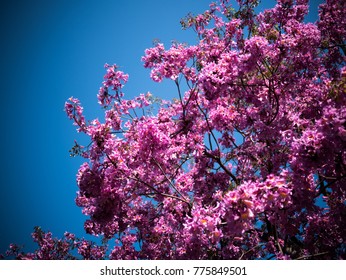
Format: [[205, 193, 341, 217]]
[[239, 243, 265, 260], [295, 251, 329, 260]]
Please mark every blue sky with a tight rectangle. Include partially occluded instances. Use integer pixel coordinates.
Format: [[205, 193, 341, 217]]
[[0, 0, 324, 255]]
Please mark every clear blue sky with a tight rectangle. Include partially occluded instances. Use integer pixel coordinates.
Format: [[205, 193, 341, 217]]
[[0, 0, 324, 255]]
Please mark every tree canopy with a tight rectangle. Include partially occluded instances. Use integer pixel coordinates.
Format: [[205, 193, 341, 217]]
[[4, 0, 345, 260]]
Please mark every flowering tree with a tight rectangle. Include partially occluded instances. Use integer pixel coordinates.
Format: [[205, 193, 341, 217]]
[[5, 0, 345, 260]]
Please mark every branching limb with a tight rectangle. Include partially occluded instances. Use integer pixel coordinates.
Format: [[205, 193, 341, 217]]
[[152, 158, 190, 205]]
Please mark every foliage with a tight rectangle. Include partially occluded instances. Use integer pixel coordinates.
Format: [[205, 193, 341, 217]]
[[5, 0, 346, 260]]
